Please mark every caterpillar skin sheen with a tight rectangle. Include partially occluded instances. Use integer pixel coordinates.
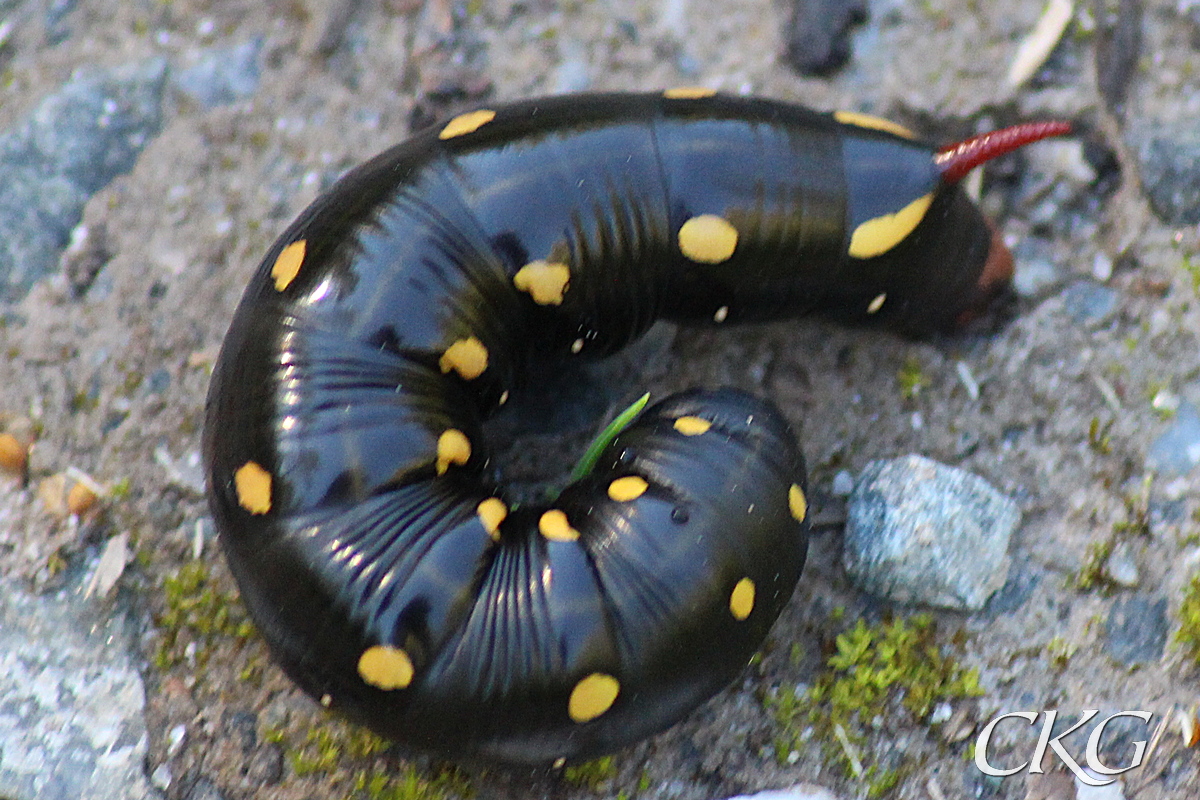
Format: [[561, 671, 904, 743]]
[[203, 89, 1068, 764]]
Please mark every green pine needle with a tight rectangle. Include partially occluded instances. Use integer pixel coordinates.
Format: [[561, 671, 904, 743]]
[[569, 393, 650, 482]]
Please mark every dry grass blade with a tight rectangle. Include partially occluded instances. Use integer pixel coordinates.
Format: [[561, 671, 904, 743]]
[[1006, 0, 1075, 88]]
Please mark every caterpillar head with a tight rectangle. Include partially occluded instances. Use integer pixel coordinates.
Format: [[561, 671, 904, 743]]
[[935, 121, 1072, 328], [840, 120, 1071, 335]]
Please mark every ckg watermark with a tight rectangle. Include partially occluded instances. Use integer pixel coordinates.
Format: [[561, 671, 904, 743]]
[[974, 710, 1155, 787]]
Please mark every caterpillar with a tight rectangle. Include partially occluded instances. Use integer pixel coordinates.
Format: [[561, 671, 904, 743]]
[[202, 90, 1068, 764]]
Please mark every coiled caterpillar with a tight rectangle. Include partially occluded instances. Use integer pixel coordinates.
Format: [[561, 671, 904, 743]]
[[203, 90, 1066, 763]]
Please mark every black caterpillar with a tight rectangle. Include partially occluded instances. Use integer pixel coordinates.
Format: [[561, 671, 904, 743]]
[[203, 90, 1067, 764]]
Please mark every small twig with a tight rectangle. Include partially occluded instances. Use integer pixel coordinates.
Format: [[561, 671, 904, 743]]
[[807, 505, 848, 530], [1006, 0, 1075, 89], [1126, 709, 1172, 797], [1091, 373, 1122, 412], [832, 722, 864, 779], [314, 0, 366, 57], [64, 465, 106, 496]]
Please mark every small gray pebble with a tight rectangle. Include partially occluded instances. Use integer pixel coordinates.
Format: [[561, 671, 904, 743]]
[[721, 783, 843, 800], [182, 776, 229, 800], [1103, 541, 1140, 588], [1105, 595, 1168, 666], [0, 58, 166, 299], [843, 455, 1020, 611], [831, 469, 855, 497], [0, 581, 155, 800], [1135, 130, 1200, 225], [1146, 400, 1200, 477], [1061, 280, 1119, 324], [174, 38, 264, 109], [243, 744, 284, 786]]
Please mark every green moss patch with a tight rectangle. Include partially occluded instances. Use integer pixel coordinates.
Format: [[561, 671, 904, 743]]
[[769, 614, 984, 797]]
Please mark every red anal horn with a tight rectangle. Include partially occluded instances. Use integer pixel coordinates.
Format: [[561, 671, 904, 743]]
[[935, 121, 1073, 184]]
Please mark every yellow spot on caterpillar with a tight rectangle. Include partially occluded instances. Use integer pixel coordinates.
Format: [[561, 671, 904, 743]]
[[848, 193, 934, 259], [438, 109, 496, 139], [788, 484, 808, 522], [436, 429, 471, 475], [714, 305, 729, 323], [608, 475, 648, 502], [320, 693, 332, 707], [833, 110, 916, 139], [498, 390, 510, 406], [357, 645, 414, 690], [539, 509, 579, 541], [867, 293, 887, 314], [271, 240, 306, 292], [440, 336, 488, 380], [678, 214, 738, 264], [673, 416, 712, 436], [664, 86, 717, 99], [477, 497, 507, 541], [568, 673, 620, 722], [730, 577, 756, 620], [514, 260, 571, 305], [235, 461, 272, 515], [570, 338, 584, 354]]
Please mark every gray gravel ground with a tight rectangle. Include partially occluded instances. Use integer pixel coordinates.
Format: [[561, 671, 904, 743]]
[[1, 1, 1200, 799]]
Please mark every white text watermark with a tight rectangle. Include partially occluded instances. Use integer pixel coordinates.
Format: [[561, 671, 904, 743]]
[[974, 709, 1153, 787]]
